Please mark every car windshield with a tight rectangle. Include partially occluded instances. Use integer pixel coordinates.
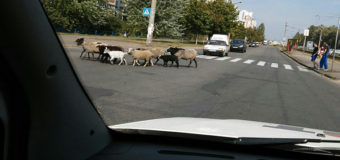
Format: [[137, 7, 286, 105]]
[[208, 40, 225, 45], [231, 40, 244, 44], [40, 0, 340, 135]]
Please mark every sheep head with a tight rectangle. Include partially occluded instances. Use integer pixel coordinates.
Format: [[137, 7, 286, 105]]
[[75, 38, 84, 46]]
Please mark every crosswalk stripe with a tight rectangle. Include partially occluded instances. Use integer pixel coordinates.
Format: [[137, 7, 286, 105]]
[[271, 63, 279, 68], [215, 57, 231, 61], [297, 66, 309, 72], [257, 61, 266, 66], [243, 59, 255, 64], [196, 55, 212, 59], [230, 58, 242, 62], [283, 64, 293, 70]]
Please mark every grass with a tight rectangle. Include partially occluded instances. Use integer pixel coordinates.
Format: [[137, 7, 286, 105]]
[[58, 32, 205, 48]]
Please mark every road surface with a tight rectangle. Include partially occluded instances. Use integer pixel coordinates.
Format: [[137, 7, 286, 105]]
[[64, 42, 340, 132]]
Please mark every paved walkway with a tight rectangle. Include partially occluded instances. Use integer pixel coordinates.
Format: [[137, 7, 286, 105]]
[[282, 50, 340, 80]]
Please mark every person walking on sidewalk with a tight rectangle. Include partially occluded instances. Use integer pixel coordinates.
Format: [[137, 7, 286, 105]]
[[311, 42, 318, 69], [319, 42, 330, 71]]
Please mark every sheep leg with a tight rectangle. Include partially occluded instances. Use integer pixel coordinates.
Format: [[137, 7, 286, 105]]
[[143, 60, 149, 67], [133, 60, 136, 67], [150, 59, 154, 67], [123, 58, 127, 66], [176, 60, 179, 68], [188, 60, 192, 67], [80, 49, 86, 58], [193, 59, 197, 68], [110, 57, 115, 65], [154, 58, 160, 65], [118, 57, 123, 65]]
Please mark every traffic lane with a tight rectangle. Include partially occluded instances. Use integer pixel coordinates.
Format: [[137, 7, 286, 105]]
[[64, 47, 340, 132]]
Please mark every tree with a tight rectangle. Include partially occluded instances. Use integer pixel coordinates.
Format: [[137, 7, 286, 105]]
[[293, 32, 304, 45], [184, 0, 212, 44], [230, 22, 246, 39], [124, 0, 188, 38], [41, 0, 121, 32], [207, 0, 238, 36], [257, 23, 265, 41]]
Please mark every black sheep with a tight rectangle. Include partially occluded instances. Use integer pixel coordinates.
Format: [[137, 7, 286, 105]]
[[160, 55, 179, 68], [166, 47, 185, 55]]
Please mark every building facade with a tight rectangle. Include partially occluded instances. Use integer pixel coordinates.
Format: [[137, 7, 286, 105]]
[[238, 10, 256, 28]]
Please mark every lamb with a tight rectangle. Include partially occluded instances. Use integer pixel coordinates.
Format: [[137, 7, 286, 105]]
[[104, 47, 127, 65], [167, 47, 198, 68], [75, 38, 107, 59], [128, 48, 154, 67], [97, 45, 124, 63], [160, 55, 179, 68]]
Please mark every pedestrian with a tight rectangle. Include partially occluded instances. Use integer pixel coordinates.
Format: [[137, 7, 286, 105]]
[[311, 42, 318, 69], [319, 42, 330, 71]]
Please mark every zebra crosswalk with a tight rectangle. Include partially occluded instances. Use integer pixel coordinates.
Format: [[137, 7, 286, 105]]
[[196, 55, 310, 72]]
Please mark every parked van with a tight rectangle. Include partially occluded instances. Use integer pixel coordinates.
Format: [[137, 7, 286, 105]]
[[203, 34, 230, 57]]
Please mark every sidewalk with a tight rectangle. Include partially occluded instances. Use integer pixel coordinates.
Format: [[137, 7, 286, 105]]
[[281, 49, 340, 80]]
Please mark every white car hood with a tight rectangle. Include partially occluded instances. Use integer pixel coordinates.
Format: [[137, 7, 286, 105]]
[[204, 45, 226, 50], [110, 117, 340, 148]]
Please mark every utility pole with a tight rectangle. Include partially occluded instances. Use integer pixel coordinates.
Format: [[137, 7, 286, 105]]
[[146, 0, 157, 47], [331, 17, 340, 72], [283, 21, 288, 42], [318, 28, 323, 49], [283, 21, 288, 49]]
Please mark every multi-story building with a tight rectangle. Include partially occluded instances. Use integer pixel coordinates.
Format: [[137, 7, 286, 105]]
[[238, 10, 256, 28]]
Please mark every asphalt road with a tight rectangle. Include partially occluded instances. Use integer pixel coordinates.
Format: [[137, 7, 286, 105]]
[[64, 43, 340, 132]]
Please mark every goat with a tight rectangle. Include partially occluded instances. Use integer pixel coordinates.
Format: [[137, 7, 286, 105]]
[[104, 47, 127, 65], [75, 38, 107, 60], [128, 48, 154, 67], [167, 47, 198, 68]]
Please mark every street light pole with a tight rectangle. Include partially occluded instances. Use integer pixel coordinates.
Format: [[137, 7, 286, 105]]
[[146, 0, 156, 47], [331, 17, 339, 72]]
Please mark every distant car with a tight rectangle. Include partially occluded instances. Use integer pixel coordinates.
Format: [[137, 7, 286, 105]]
[[249, 42, 258, 47], [203, 34, 230, 57], [230, 39, 247, 53]]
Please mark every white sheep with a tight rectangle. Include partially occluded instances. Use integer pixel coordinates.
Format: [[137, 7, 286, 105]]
[[75, 38, 107, 59], [104, 47, 127, 65], [128, 48, 154, 67]]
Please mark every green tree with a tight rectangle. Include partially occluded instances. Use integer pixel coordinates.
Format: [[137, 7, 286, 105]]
[[230, 22, 246, 39], [184, 0, 212, 44], [124, 0, 188, 38], [257, 23, 265, 41], [207, 0, 238, 36], [41, 0, 121, 32]]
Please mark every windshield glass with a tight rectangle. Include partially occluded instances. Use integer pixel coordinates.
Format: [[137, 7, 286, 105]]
[[231, 39, 244, 44], [40, 0, 340, 134], [208, 40, 226, 45]]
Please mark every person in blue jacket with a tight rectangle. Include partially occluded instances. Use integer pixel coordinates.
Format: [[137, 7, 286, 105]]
[[319, 42, 330, 71]]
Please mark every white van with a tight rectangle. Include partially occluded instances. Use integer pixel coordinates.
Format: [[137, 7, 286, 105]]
[[203, 34, 230, 57]]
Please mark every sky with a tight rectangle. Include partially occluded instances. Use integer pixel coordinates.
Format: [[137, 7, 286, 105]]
[[236, 0, 340, 41]]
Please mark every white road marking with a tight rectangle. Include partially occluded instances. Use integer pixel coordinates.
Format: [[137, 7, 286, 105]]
[[197, 55, 218, 59], [257, 61, 266, 66], [271, 63, 279, 68], [215, 57, 231, 61], [230, 58, 242, 62], [283, 64, 293, 70], [243, 59, 255, 64], [297, 66, 309, 72]]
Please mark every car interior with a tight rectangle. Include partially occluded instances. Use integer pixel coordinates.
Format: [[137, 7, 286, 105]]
[[0, 1, 338, 160]]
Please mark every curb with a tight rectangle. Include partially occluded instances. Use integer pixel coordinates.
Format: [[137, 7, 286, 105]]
[[279, 50, 337, 80]]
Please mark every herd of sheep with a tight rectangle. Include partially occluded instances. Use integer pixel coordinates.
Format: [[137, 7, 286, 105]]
[[75, 38, 198, 68]]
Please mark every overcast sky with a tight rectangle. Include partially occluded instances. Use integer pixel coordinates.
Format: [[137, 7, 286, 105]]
[[236, 0, 340, 41]]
